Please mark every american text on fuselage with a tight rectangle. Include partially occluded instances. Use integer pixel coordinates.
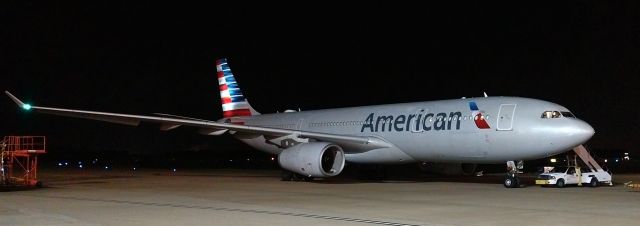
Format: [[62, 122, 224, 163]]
[[360, 111, 465, 133]]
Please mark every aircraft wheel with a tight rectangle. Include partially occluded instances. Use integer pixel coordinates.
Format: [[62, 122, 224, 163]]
[[556, 179, 565, 188], [281, 170, 293, 181], [504, 176, 518, 188], [589, 178, 598, 187], [303, 176, 314, 182]]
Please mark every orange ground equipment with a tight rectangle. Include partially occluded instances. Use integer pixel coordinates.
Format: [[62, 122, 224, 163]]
[[1, 136, 46, 187], [625, 181, 640, 189]]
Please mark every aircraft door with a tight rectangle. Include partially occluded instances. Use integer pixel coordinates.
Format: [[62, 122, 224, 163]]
[[296, 118, 304, 131], [497, 104, 516, 131]]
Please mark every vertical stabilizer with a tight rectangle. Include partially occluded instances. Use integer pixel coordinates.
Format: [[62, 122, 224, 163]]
[[216, 58, 260, 118]]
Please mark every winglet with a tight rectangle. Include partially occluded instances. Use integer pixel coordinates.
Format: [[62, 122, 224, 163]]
[[5, 91, 31, 110]]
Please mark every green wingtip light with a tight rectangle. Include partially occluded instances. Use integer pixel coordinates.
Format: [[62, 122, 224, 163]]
[[22, 104, 32, 110]]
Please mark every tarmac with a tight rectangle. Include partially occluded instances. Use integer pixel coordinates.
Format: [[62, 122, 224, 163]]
[[2, 168, 640, 226]]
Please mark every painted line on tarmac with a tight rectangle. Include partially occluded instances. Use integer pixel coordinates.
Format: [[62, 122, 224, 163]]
[[21, 194, 428, 226]]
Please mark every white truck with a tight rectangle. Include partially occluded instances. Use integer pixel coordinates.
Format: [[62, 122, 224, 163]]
[[536, 166, 612, 188]]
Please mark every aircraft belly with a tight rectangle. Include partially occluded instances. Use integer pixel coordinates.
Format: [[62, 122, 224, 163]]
[[388, 131, 489, 163]]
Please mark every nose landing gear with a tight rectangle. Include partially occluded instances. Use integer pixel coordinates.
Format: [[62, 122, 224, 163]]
[[504, 160, 523, 188]]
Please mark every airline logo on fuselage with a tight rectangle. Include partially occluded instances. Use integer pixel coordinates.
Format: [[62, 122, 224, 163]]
[[469, 101, 491, 129], [360, 111, 462, 133], [359, 101, 490, 133]]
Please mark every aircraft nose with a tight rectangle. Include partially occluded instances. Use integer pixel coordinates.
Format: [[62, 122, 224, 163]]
[[574, 120, 595, 143]]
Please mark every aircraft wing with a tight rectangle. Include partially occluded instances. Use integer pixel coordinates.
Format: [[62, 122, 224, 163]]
[[5, 91, 391, 152]]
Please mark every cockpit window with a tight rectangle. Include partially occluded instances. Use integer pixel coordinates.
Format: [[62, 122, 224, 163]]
[[541, 111, 562, 119], [560, 111, 575, 118]]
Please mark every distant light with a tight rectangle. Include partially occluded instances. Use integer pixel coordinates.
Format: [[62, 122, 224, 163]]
[[246, 158, 250, 161], [229, 159, 233, 162], [625, 153, 629, 156], [79, 165, 83, 168], [133, 167, 136, 171], [64, 162, 68, 166], [78, 161, 82, 165], [271, 157, 275, 161], [615, 159, 619, 163], [172, 168, 176, 172], [58, 163, 62, 166], [104, 166, 109, 169], [604, 159, 608, 163], [624, 156, 630, 160], [22, 104, 32, 110], [550, 158, 557, 163]]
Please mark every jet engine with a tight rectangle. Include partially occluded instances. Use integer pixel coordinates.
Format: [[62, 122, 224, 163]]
[[418, 162, 478, 176], [278, 142, 345, 177]]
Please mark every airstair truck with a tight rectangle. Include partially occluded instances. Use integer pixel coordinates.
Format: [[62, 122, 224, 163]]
[[536, 145, 612, 188]]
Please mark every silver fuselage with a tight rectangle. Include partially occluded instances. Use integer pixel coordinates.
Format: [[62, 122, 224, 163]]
[[237, 97, 594, 164]]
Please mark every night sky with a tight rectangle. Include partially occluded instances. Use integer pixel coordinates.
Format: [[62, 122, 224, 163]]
[[1, 2, 639, 156]]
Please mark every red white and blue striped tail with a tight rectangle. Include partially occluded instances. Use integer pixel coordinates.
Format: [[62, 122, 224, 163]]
[[216, 58, 260, 118]]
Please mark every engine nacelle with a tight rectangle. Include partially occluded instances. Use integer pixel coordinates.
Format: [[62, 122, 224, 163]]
[[278, 142, 345, 178]]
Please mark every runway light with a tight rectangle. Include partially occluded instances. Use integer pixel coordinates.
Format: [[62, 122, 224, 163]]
[[22, 104, 32, 110], [550, 158, 557, 163]]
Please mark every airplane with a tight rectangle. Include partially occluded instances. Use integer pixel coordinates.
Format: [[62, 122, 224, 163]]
[[5, 58, 595, 188]]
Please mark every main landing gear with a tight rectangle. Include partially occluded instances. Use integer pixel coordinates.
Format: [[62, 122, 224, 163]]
[[281, 170, 313, 182], [504, 160, 523, 188]]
